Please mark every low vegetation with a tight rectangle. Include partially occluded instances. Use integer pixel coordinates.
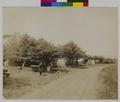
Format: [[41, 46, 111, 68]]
[[97, 64, 118, 99], [3, 66, 70, 99]]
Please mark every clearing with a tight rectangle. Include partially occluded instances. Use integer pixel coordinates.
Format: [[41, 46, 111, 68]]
[[3, 64, 117, 99]]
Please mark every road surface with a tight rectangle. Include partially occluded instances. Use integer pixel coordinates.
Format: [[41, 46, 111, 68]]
[[21, 64, 109, 99]]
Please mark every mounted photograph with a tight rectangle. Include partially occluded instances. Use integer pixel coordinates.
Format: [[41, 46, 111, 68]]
[[3, 7, 118, 99]]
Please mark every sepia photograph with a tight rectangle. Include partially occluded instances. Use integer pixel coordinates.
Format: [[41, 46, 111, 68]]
[[3, 7, 118, 99]]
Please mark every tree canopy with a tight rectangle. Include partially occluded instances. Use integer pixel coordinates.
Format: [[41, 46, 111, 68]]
[[64, 41, 86, 65], [4, 33, 87, 67]]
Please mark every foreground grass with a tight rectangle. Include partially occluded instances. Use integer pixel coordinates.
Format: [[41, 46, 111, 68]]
[[3, 66, 70, 99], [97, 64, 118, 99]]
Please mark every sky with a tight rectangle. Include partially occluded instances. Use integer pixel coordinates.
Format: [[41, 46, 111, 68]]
[[3, 7, 118, 58]]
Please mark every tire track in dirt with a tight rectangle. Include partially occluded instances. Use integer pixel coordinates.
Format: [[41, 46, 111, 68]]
[[21, 64, 110, 99]]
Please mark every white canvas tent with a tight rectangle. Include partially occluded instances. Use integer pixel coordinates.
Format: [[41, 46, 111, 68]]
[[57, 58, 66, 67], [86, 59, 95, 65]]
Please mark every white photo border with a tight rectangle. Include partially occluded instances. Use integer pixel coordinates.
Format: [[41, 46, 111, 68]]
[[0, 0, 120, 102]]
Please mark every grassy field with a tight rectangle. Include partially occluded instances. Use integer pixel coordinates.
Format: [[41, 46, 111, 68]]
[[97, 64, 118, 99], [3, 66, 71, 99]]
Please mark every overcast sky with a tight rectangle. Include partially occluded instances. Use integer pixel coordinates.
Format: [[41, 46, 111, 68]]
[[3, 7, 117, 58]]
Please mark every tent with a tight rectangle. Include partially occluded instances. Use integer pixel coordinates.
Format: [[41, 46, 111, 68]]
[[86, 59, 95, 65], [57, 58, 66, 67]]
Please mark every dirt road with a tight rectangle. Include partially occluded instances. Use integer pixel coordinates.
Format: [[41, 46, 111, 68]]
[[21, 64, 109, 99]]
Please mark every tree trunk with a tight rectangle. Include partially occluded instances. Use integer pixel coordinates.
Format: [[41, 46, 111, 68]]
[[71, 59, 74, 65], [76, 59, 78, 65], [21, 61, 25, 69]]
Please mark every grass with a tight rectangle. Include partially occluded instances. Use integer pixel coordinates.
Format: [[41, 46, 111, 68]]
[[3, 66, 70, 99], [4, 64, 117, 99], [97, 64, 118, 99]]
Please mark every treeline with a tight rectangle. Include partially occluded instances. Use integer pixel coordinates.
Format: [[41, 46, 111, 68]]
[[3, 33, 116, 67], [3, 33, 86, 67]]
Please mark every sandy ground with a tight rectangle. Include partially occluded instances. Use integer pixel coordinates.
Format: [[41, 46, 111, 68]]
[[3, 66, 69, 99], [21, 64, 110, 99]]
